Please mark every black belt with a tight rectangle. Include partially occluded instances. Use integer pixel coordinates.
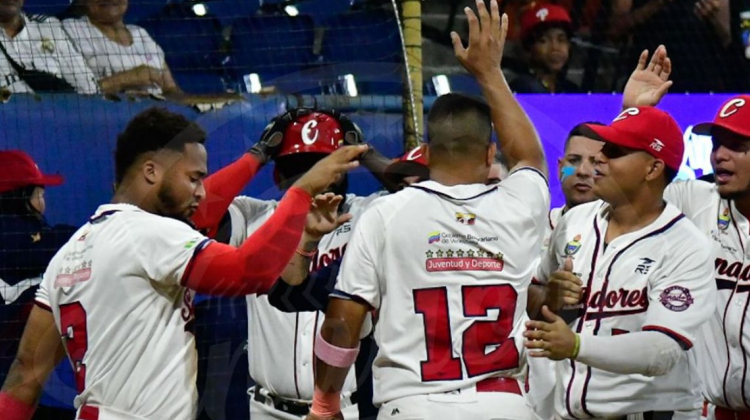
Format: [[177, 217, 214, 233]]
[[612, 412, 675, 420], [252, 385, 358, 417]]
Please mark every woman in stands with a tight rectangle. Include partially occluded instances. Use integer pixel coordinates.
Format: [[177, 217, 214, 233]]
[[0, 151, 78, 420], [61, 0, 183, 96]]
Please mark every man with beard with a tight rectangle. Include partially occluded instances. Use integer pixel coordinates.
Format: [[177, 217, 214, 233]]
[[624, 46, 750, 419], [0, 107, 365, 420]]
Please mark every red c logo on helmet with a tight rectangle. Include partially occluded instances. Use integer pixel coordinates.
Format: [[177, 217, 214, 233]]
[[301, 120, 319, 145]]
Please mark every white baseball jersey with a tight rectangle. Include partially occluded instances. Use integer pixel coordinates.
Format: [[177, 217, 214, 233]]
[[62, 17, 166, 95], [334, 168, 550, 406], [536, 200, 715, 419], [0, 14, 99, 94], [541, 206, 565, 255], [665, 180, 750, 411], [35, 204, 210, 420], [228, 193, 383, 402]]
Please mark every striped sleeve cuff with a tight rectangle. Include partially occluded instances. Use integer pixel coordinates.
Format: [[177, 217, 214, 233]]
[[642, 325, 693, 350]]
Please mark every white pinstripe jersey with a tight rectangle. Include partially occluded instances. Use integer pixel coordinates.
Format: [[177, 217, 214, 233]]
[[536, 200, 715, 419], [666, 180, 750, 411], [228, 193, 383, 402]]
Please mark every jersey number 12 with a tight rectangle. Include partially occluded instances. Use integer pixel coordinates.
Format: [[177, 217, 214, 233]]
[[413, 285, 519, 381]]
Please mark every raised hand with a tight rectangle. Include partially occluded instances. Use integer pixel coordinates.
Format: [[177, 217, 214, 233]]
[[546, 257, 584, 312], [293, 145, 368, 196], [622, 45, 673, 109], [305, 193, 352, 240], [305, 412, 344, 420], [451, 0, 508, 80], [524, 306, 578, 360]]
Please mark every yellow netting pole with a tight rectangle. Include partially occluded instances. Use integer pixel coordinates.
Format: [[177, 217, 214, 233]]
[[399, 0, 423, 150]]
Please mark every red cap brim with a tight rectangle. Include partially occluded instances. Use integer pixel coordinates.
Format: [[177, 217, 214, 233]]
[[579, 124, 642, 150], [38, 174, 64, 187], [693, 121, 750, 138]]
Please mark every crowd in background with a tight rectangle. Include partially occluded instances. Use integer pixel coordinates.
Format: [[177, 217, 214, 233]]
[[0, 0, 748, 102]]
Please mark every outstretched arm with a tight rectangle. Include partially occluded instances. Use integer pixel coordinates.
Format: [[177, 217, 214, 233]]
[[451, 0, 547, 176], [0, 306, 67, 420], [192, 113, 290, 235]]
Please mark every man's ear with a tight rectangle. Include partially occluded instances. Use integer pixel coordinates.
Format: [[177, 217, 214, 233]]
[[487, 142, 497, 167], [645, 159, 665, 183], [142, 160, 160, 185]]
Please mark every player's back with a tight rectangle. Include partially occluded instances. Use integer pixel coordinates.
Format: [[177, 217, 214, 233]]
[[336, 169, 549, 405], [36, 203, 209, 420]]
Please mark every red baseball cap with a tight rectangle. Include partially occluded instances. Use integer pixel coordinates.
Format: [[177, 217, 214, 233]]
[[0, 150, 64, 194], [384, 146, 429, 185], [581, 107, 684, 171], [521, 3, 572, 39], [693, 95, 750, 138]]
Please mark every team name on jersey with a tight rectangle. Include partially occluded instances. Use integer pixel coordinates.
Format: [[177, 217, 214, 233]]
[[311, 244, 348, 272], [714, 258, 750, 294], [580, 286, 649, 318]]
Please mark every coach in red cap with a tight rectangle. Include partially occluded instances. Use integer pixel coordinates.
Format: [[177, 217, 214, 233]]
[[0, 150, 77, 419], [510, 3, 580, 93]]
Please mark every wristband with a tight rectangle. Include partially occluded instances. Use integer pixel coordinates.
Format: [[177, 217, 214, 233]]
[[295, 248, 317, 258], [0, 391, 35, 420], [572, 334, 581, 359], [310, 387, 341, 418]]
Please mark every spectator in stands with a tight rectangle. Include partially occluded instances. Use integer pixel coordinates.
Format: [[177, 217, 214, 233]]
[[63, 0, 240, 103], [609, 0, 747, 92], [0, 151, 77, 420], [62, 0, 180, 96], [0, 0, 99, 94], [510, 3, 581, 93]]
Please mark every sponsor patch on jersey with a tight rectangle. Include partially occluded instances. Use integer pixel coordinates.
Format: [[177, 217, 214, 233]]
[[455, 212, 476, 225], [428, 231, 441, 244], [718, 207, 731, 231], [564, 234, 582, 256], [55, 261, 92, 287], [425, 248, 503, 272], [659, 285, 694, 312]]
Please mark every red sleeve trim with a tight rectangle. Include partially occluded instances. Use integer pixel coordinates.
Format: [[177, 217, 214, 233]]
[[531, 277, 544, 286], [34, 300, 52, 312], [642, 325, 693, 350], [179, 238, 214, 287]]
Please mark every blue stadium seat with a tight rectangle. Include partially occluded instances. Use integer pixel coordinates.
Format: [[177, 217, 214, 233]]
[[202, 0, 261, 27], [319, 9, 403, 94], [23, 0, 70, 17], [229, 14, 317, 92], [124, 0, 171, 24], [138, 4, 229, 93], [296, 0, 351, 20]]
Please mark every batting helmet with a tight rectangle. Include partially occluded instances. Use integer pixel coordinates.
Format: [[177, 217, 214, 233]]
[[276, 111, 345, 157]]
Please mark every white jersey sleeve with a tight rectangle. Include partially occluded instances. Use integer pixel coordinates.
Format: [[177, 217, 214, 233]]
[[333, 205, 385, 309], [128, 216, 211, 286], [664, 180, 715, 219], [227, 196, 277, 246], [498, 167, 549, 216], [642, 233, 716, 349]]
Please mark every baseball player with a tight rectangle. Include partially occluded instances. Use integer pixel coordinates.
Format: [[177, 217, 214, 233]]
[[526, 106, 716, 420], [0, 107, 366, 420], [306, 3, 549, 419], [619, 44, 750, 418], [191, 108, 394, 420]]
